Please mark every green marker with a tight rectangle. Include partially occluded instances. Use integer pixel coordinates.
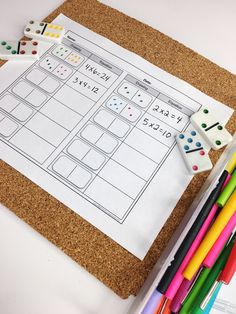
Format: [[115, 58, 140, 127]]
[[180, 233, 236, 314], [179, 267, 211, 313], [190, 233, 236, 311], [217, 170, 236, 207]]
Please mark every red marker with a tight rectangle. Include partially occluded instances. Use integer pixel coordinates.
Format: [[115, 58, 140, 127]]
[[219, 239, 236, 284]]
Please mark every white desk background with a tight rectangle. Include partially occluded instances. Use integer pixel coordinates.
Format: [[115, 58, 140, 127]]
[[0, 1, 235, 313]]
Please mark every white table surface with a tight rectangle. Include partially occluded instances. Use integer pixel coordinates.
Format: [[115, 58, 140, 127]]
[[0, 1, 235, 314]]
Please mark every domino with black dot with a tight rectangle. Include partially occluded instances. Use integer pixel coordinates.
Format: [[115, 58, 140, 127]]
[[0, 40, 39, 61], [24, 20, 65, 43], [190, 108, 232, 150], [176, 128, 213, 174]]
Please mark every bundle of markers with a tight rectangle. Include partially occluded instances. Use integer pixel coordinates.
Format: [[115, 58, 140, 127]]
[[142, 150, 236, 314]]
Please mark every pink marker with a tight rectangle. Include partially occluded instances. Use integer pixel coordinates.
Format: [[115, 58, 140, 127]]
[[222, 174, 232, 189], [203, 211, 236, 268], [165, 204, 218, 300], [170, 276, 195, 313]]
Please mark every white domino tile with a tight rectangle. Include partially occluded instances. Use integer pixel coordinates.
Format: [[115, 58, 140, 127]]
[[176, 129, 213, 174], [0, 40, 39, 61], [190, 108, 232, 150], [24, 21, 65, 44]]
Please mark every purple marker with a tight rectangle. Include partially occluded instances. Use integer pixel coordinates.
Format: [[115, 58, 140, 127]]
[[142, 290, 162, 314]]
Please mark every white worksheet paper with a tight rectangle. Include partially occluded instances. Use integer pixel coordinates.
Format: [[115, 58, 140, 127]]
[[0, 14, 233, 259]]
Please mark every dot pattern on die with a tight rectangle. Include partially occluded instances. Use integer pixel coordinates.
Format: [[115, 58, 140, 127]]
[[67, 53, 80, 64], [56, 65, 68, 76], [127, 107, 133, 117], [192, 165, 198, 171], [124, 87, 129, 94], [56, 47, 69, 57]]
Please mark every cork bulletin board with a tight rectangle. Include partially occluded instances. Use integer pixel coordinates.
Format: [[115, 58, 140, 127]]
[[0, 0, 236, 299]]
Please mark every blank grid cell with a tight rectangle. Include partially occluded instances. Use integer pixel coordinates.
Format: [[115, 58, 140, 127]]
[[9, 128, 54, 164], [85, 177, 133, 219], [125, 128, 168, 163], [40, 98, 82, 131], [54, 85, 95, 116], [25, 113, 68, 147], [112, 143, 157, 180], [99, 159, 145, 198]]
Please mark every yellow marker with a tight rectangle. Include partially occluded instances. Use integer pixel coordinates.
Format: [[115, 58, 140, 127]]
[[183, 189, 236, 280], [225, 151, 236, 174]]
